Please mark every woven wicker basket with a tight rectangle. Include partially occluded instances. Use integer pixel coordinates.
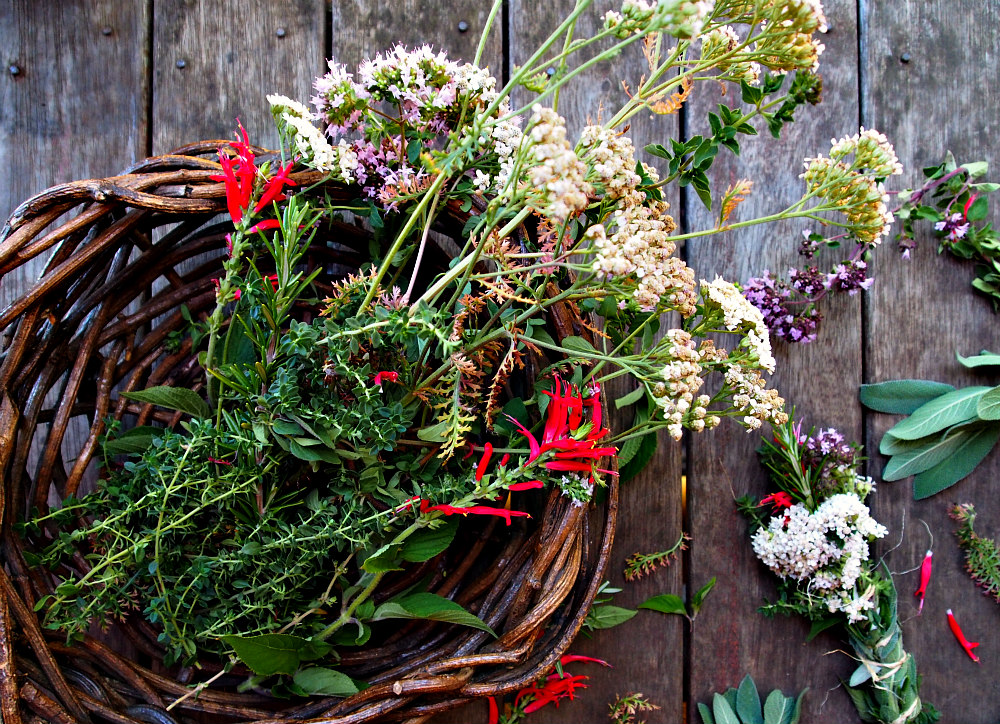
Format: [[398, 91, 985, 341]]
[[0, 142, 618, 723]]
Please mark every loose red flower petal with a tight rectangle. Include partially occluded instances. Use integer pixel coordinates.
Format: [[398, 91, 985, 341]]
[[914, 550, 932, 613], [476, 443, 493, 481], [946, 609, 980, 663]]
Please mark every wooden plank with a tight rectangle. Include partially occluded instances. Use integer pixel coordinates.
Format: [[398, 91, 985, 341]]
[[0, 0, 149, 308], [152, 0, 326, 154], [507, 3, 685, 723], [685, 2, 864, 721], [863, 2, 1000, 721]]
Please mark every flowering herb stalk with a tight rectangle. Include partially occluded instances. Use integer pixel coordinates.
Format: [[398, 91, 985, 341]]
[[740, 419, 939, 724]]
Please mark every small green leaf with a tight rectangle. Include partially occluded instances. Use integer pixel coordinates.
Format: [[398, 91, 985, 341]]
[[713, 693, 740, 724], [586, 604, 637, 629], [416, 421, 450, 442], [691, 577, 716, 615], [848, 663, 872, 687], [292, 666, 361, 697], [698, 702, 716, 724], [859, 379, 955, 415], [957, 350, 1000, 368], [220, 634, 331, 676], [961, 161, 989, 178], [103, 426, 162, 456], [736, 674, 764, 724], [912, 423, 1000, 499], [400, 519, 459, 562], [805, 617, 840, 642], [372, 593, 495, 636], [560, 335, 598, 355], [885, 386, 990, 440], [122, 386, 211, 418], [788, 689, 806, 724], [615, 386, 646, 410], [361, 544, 402, 574], [637, 593, 687, 616], [977, 386, 1000, 419]]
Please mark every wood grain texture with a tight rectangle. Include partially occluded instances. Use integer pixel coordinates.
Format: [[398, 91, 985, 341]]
[[152, 0, 325, 153], [863, 1, 1000, 720], [0, 0, 148, 307], [685, 2, 864, 721], [508, 3, 684, 722]]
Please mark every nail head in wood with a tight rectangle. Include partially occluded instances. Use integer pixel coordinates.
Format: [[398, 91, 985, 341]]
[[8, 64, 21, 77], [175, 59, 186, 70], [457, 20, 470, 33], [101, 26, 113, 36], [276, 27, 287, 38], [900, 52, 911, 63]]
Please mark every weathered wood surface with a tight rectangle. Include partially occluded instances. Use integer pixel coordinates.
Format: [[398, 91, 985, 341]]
[[1, 1, 997, 722]]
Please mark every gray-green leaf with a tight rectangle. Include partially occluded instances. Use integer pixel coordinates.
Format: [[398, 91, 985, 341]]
[[713, 693, 740, 724], [859, 379, 955, 415], [763, 690, 792, 724], [560, 335, 598, 355], [912, 423, 1000, 499], [977, 386, 1000, 420], [882, 427, 976, 480], [736, 674, 763, 724], [957, 350, 1000, 368], [122, 386, 211, 419], [885, 386, 990, 440]]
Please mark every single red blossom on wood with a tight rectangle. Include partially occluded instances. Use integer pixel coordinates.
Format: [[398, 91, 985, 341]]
[[946, 609, 980, 663], [914, 550, 933, 613], [559, 654, 611, 667]]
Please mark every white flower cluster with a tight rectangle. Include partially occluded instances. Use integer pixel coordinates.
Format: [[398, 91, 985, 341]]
[[357, 44, 458, 114], [653, 329, 721, 440], [756, 0, 828, 72], [700, 25, 761, 85], [702, 276, 775, 372], [268, 94, 344, 176], [475, 114, 524, 196], [724, 364, 787, 429], [604, 0, 713, 39], [579, 126, 643, 204], [752, 493, 887, 624], [801, 129, 900, 246], [527, 106, 592, 224]]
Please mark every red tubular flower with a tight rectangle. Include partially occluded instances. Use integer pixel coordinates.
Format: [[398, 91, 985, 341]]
[[372, 371, 399, 389], [520, 674, 589, 713], [487, 696, 499, 724], [946, 609, 980, 662], [914, 550, 932, 612], [499, 453, 510, 467], [253, 159, 298, 214], [210, 122, 259, 224], [759, 492, 794, 511], [506, 480, 544, 491], [247, 219, 281, 233], [419, 499, 529, 526], [476, 443, 493, 481], [208, 457, 233, 466]]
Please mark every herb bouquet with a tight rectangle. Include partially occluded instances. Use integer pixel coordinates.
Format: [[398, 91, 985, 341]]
[[741, 421, 939, 724], [0, 0, 899, 720]]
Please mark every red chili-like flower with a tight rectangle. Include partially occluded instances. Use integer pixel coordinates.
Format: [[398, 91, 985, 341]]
[[247, 219, 281, 233], [914, 550, 933, 613], [759, 492, 794, 511], [499, 453, 510, 467], [372, 371, 399, 389], [946, 609, 980, 663], [210, 122, 258, 225], [559, 654, 611, 667], [253, 159, 298, 214], [487, 696, 499, 724], [419, 499, 529, 526], [476, 443, 493, 482], [208, 457, 233, 466], [506, 480, 544, 491]]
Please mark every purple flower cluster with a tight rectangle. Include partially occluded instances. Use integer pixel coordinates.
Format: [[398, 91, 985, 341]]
[[789, 265, 826, 296], [934, 212, 971, 242], [826, 259, 874, 295], [798, 426, 861, 489], [742, 272, 822, 343]]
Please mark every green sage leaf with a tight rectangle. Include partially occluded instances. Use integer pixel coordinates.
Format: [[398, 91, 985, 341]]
[[122, 386, 211, 419], [736, 674, 764, 724], [912, 423, 1000, 499], [698, 701, 716, 724], [885, 386, 990, 440], [882, 427, 976, 480], [957, 350, 1000, 368], [763, 690, 793, 724], [858, 379, 955, 415], [560, 335, 598, 355], [712, 693, 740, 724], [977, 386, 1000, 420], [615, 385, 646, 410]]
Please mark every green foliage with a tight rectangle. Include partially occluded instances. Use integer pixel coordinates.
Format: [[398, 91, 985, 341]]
[[637, 577, 715, 624], [950, 503, 1000, 604], [860, 358, 1000, 499], [696, 675, 805, 724]]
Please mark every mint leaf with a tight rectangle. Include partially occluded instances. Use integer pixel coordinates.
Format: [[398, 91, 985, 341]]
[[122, 386, 211, 418]]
